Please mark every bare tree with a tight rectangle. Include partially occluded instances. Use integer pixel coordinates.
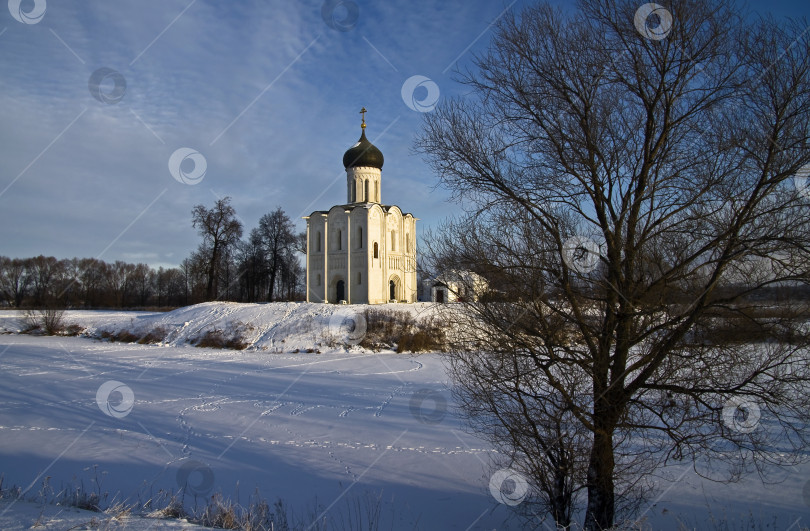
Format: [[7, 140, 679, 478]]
[[28, 255, 60, 306], [417, 0, 810, 528], [79, 258, 106, 308], [156, 266, 186, 307], [192, 197, 243, 301], [106, 260, 135, 307], [58, 258, 83, 308], [130, 263, 153, 307], [0, 256, 31, 307], [237, 228, 267, 303], [257, 207, 296, 302]]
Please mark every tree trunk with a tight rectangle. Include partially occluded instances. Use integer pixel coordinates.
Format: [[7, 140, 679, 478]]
[[552, 467, 572, 528], [584, 419, 615, 530], [267, 268, 276, 301], [206, 244, 219, 300], [267, 251, 278, 302]]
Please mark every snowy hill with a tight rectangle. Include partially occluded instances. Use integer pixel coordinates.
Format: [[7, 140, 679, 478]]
[[0, 302, 444, 353]]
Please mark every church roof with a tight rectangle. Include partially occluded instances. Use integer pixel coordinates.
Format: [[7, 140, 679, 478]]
[[342, 130, 384, 170], [307, 204, 417, 218]]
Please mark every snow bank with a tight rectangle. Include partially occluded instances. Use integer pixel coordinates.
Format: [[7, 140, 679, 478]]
[[0, 302, 445, 353]]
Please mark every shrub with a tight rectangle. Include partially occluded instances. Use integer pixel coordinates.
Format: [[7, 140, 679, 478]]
[[396, 315, 448, 353], [137, 326, 169, 344], [22, 307, 65, 335], [114, 330, 140, 343], [63, 324, 84, 336], [193, 322, 249, 350], [358, 309, 447, 353], [98, 329, 139, 343]]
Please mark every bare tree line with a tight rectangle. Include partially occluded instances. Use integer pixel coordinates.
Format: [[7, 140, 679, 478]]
[[0, 199, 304, 308]]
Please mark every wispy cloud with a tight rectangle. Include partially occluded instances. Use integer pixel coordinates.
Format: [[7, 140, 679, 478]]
[[0, 0, 798, 266]]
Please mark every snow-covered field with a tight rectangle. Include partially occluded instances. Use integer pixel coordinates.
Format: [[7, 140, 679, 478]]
[[0, 303, 808, 530]]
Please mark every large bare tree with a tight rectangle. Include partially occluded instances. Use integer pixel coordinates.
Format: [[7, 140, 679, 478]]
[[417, 0, 810, 528], [192, 197, 243, 301], [257, 207, 297, 302]]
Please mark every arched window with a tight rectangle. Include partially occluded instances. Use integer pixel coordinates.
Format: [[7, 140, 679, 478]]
[[316, 231, 321, 252], [357, 272, 362, 285], [357, 226, 363, 249], [364, 180, 369, 202], [373, 242, 379, 259], [337, 229, 342, 251]]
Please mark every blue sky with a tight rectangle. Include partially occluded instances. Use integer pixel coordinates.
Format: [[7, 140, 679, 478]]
[[1, 0, 808, 268]]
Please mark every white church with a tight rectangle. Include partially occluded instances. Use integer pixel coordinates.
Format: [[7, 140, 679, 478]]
[[304, 110, 418, 304]]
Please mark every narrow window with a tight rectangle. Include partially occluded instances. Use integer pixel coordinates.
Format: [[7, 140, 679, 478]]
[[373, 242, 379, 259], [375, 181, 379, 202], [357, 272, 362, 285], [358, 226, 363, 249], [352, 180, 357, 202], [317, 274, 321, 286], [364, 180, 369, 202], [405, 233, 410, 253], [337, 229, 342, 251], [316, 231, 321, 252], [391, 230, 396, 252]]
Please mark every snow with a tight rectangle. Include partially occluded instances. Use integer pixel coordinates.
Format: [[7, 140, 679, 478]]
[[0, 498, 208, 530], [0, 302, 442, 353], [0, 303, 808, 529]]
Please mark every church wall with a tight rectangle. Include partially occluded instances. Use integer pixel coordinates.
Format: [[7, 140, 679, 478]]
[[326, 208, 348, 303], [348, 208, 369, 304], [303, 207, 375, 304], [402, 215, 418, 302], [366, 205, 386, 303], [346, 167, 381, 203], [307, 207, 417, 304], [306, 214, 326, 303]]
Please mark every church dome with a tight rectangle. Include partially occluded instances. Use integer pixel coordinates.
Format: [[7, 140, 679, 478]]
[[343, 130, 384, 169]]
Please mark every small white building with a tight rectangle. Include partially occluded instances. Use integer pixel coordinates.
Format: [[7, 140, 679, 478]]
[[304, 111, 418, 304], [427, 270, 488, 303]]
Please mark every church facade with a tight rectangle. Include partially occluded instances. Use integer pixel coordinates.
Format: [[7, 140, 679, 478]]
[[304, 111, 417, 304]]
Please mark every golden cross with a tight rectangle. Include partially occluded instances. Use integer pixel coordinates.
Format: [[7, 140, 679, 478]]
[[360, 107, 367, 129]]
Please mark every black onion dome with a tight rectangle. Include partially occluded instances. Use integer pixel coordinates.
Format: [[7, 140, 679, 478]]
[[342, 130, 384, 169]]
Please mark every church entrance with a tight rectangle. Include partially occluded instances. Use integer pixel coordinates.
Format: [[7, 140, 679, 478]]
[[336, 280, 345, 302], [433, 282, 447, 303], [388, 275, 401, 301]]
